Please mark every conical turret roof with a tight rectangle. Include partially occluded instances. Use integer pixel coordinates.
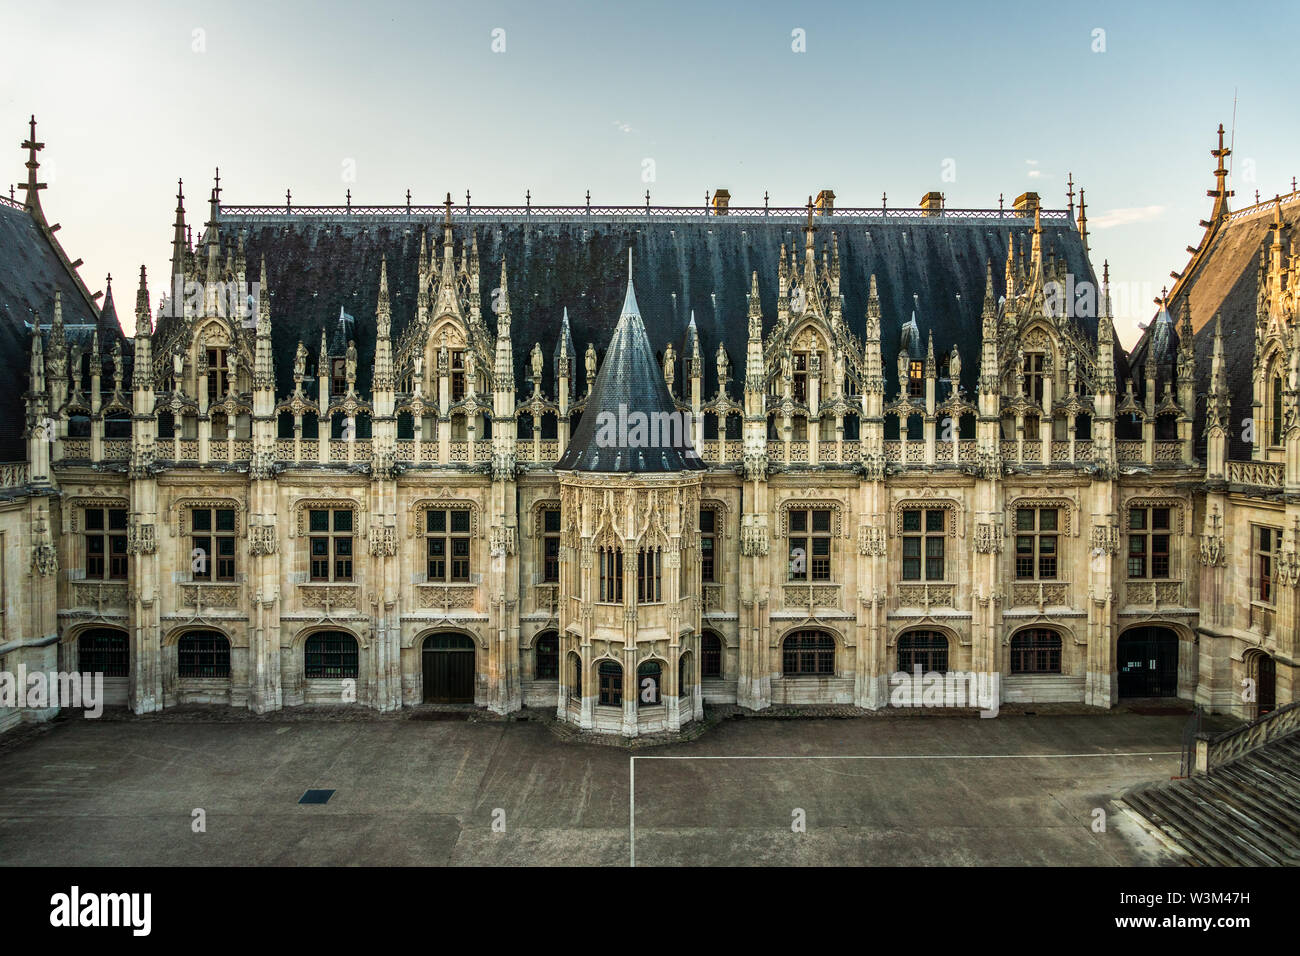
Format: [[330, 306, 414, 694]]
[[556, 252, 703, 473]]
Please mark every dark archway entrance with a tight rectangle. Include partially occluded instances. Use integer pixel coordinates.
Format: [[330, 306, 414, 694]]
[[1255, 654, 1277, 716], [422, 633, 475, 703], [1117, 627, 1179, 698]]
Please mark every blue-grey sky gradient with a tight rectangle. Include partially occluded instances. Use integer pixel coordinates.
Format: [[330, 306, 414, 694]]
[[2, 0, 1297, 347]]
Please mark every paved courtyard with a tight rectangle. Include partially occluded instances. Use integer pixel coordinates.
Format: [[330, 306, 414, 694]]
[[0, 711, 1194, 866]]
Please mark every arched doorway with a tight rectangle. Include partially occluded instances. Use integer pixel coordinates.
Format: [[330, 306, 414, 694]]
[[897, 631, 949, 673], [1117, 626, 1179, 698], [177, 630, 231, 679], [1248, 652, 1277, 717], [534, 632, 558, 681], [78, 628, 129, 706], [422, 632, 476, 703], [782, 630, 835, 676]]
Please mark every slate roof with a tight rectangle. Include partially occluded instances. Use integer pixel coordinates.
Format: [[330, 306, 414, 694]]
[[208, 209, 1117, 406], [0, 198, 120, 460], [1130, 196, 1300, 459], [556, 260, 705, 473]]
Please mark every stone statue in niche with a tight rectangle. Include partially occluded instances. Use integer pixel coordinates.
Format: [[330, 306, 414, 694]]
[[294, 341, 307, 381], [346, 340, 357, 386]]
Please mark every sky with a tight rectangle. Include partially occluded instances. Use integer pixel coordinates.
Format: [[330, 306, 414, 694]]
[[2, 0, 1297, 349]]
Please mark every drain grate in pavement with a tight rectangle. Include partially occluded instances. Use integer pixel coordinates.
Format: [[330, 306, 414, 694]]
[[298, 789, 335, 805]]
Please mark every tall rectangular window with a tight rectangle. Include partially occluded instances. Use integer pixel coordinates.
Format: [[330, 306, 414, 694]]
[[1127, 507, 1171, 579], [901, 508, 946, 581], [788, 508, 832, 581], [191, 507, 236, 581], [1254, 526, 1279, 604], [598, 548, 624, 603], [206, 348, 229, 402], [636, 549, 662, 603], [85, 507, 128, 580], [541, 508, 561, 583], [451, 350, 466, 402], [426, 509, 471, 582], [1014, 507, 1059, 580], [309, 509, 354, 582], [699, 508, 717, 583]]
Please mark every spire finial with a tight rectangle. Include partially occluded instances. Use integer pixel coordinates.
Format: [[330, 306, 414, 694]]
[[18, 113, 47, 218]]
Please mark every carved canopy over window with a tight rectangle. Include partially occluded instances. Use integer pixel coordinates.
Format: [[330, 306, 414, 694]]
[[1124, 497, 1186, 535], [1006, 496, 1076, 537], [776, 499, 844, 538], [409, 498, 479, 538], [172, 496, 244, 537], [892, 498, 960, 537], [292, 499, 361, 538]]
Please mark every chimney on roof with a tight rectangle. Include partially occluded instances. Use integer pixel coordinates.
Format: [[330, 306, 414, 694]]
[[920, 191, 944, 217], [1014, 192, 1040, 218], [712, 189, 730, 216], [815, 189, 835, 215]]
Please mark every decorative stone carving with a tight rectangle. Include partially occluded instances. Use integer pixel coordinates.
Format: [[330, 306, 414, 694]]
[[740, 518, 769, 556], [299, 584, 359, 610], [974, 522, 1002, 554], [248, 524, 278, 556], [1090, 524, 1120, 555], [127, 521, 157, 555], [368, 525, 397, 557], [858, 525, 886, 556], [31, 513, 57, 576], [180, 584, 240, 608], [489, 525, 517, 557]]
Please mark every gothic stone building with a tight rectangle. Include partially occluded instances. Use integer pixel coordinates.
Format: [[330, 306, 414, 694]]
[[0, 120, 1291, 736]]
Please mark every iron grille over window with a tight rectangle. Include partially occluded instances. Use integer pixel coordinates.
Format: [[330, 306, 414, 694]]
[[782, 630, 834, 676], [178, 631, 231, 678], [304, 631, 359, 679], [79, 629, 128, 677], [1010, 629, 1062, 674], [896, 631, 949, 673], [701, 633, 722, 678]]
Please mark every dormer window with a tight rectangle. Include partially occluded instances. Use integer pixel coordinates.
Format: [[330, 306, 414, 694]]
[[1024, 353, 1045, 405], [908, 360, 923, 398], [451, 350, 466, 401], [331, 358, 347, 396], [206, 348, 229, 402]]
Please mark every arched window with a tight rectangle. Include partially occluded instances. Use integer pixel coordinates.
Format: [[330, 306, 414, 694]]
[[701, 632, 722, 678], [598, 660, 622, 706], [1010, 629, 1062, 674], [535, 632, 558, 680], [78, 629, 128, 676], [569, 653, 582, 700], [178, 630, 231, 678], [782, 630, 835, 676], [637, 660, 662, 706], [678, 654, 692, 698], [598, 547, 623, 603], [897, 631, 949, 673], [304, 631, 358, 679], [1272, 374, 1284, 445]]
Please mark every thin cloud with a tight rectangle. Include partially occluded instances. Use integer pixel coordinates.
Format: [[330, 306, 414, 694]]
[[1091, 205, 1166, 229], [612, 121, 635, 134]]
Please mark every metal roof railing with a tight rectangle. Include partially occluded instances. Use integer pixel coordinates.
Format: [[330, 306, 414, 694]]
[[217, 202, 1074, 228]]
